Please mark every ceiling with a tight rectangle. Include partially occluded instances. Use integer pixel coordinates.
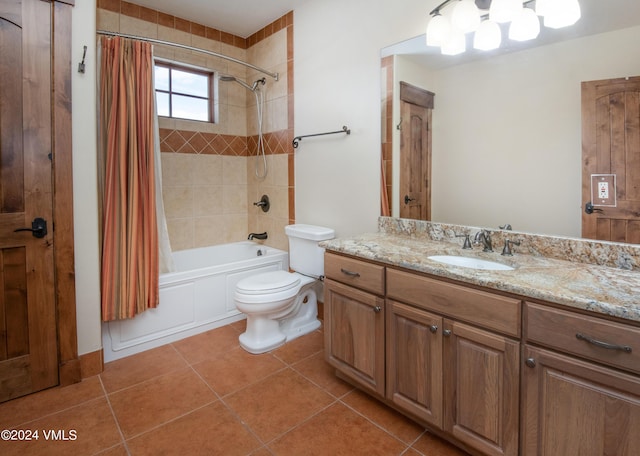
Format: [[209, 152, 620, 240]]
[[126, 0, 308, 38], [126, 1, 640, 69]]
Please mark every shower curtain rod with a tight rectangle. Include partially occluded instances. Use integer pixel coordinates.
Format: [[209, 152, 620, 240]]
[[96, 30, 279, 81]]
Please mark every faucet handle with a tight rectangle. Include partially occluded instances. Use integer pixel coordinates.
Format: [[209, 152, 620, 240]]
[[455, 233, 473, 249], [501, 239, 521, 256]]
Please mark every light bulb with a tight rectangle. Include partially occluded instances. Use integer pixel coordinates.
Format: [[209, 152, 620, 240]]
[[451, 0, 481, 33], [441, 30, 466, 55], [426, 14, 452, 46], [474, 20, 502, 50], [490, 0, 521, 24], [544, 0, 581, 29], [509, 8, 540, 41]]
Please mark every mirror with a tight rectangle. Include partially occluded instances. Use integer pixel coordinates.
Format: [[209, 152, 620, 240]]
[[381, 0, 640, 238]]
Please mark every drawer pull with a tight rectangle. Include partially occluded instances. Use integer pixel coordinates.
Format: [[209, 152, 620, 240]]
[[576, 333, 632, 353], [373, 306, 382, 313], [443, 329, 452, 337], [429, 325, 438, 334], [525, 358, 536, 368], [340, 268, 361, 278]]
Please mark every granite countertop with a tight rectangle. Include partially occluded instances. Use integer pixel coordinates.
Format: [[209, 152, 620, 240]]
[[321, 231, 640, 324]]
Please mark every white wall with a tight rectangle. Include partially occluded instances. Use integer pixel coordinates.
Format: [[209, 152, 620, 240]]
[[72, 1, 102, 356], [293, 0, 428, 237]]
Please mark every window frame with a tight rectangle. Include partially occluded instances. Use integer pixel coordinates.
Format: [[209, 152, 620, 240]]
[[154, 61, 215, 123]]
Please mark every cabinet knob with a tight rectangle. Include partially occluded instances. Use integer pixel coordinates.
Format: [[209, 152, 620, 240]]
[[443, 329, 452, 337], [525, 358, 536, 368], [429, 325, 438, 334], [373, 306, 382, 313]]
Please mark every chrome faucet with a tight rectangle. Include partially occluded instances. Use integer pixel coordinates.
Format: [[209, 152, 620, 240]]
[[474, 230, 493, 252], [248, 232, 268, 240]]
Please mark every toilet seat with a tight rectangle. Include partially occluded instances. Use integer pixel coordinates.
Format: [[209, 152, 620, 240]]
[[236, 271, 300, 303]]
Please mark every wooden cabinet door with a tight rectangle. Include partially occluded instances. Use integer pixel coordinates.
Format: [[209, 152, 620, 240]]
[[324, 279, 385, 396], [444, 320, 520, 456], [386, 299, 443, 427], [0, 0, 58, 402], [522, 345, 640, 456]]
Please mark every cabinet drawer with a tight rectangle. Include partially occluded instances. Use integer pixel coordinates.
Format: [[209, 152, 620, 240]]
[[387, 268, 520, 337], [324, 253, 385, 295], [526, 302, 640, 375]]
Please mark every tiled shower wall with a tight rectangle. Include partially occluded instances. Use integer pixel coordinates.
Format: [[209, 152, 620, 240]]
[[97, 1, 294, 251]]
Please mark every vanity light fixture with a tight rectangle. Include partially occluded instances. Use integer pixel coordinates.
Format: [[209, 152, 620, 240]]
[[426, 0, 581, 55]]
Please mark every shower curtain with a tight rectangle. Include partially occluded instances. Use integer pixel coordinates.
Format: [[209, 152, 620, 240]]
[[97, 36, 174, 321]]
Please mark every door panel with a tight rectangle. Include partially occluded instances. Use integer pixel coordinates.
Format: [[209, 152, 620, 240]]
[[582, 77, 640, 242], [0, 0, 57, 403]]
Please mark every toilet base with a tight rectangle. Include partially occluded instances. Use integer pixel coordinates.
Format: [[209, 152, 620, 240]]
[[239, 316, 286, 354], [238, 287, 321, 354]]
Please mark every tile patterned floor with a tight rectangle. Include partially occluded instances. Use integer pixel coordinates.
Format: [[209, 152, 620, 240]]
[[0, 322, 470, 456]]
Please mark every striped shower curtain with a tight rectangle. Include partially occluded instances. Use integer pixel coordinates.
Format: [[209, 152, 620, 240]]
[[97, 36, 159, 321]]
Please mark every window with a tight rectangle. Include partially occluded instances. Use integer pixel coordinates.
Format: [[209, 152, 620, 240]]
[[154, 63, 213, 122]]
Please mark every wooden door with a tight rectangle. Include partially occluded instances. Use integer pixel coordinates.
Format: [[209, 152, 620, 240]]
[[386, 300, 443, 427], [324, 279, 385, 396], [443, 320, 520, 456], [0, 0, 58, 402], [522, 345, 640, 456], [582, 77, 640, 242], [399, 82, 433, 221]]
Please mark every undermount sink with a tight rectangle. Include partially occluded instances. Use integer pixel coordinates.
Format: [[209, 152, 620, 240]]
[[428, 255, 515, 271]]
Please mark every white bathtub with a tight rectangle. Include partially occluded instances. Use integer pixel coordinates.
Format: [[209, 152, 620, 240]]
[[102, 242, 289, 362]]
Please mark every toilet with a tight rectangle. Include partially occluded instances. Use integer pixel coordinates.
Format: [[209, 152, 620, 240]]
[[234, 224, 335, 354]]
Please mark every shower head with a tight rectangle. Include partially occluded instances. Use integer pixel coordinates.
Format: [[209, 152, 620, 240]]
[[220, 75, 266, 92]]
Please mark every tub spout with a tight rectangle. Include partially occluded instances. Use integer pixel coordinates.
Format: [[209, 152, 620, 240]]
[[248, 232, 268, 240]]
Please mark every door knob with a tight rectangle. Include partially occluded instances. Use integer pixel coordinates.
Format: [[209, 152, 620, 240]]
[[14, 217, 48, 238], [404, 195, 415, 204], [584, 202, 603, 214]]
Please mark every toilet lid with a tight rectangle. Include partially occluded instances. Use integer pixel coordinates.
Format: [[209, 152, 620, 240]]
[[236, 270, 300, 295]]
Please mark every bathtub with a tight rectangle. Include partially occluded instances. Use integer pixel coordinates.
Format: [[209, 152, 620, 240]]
[[102, 241, 289, 362]]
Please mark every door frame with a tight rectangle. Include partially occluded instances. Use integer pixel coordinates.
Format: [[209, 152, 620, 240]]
[[51, 0, 79, 386]]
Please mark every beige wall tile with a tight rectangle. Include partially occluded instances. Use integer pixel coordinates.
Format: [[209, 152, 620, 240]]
[[193, 186, 223, 216], [120, 15, 158, 39], [192, 155, 223, 185], [97, 9, 120, 32], [163, 186, 193, 219], [167, 218, 195, 251]]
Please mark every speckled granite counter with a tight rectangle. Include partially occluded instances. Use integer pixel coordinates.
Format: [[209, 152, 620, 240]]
[[320, 217, 640, 324]]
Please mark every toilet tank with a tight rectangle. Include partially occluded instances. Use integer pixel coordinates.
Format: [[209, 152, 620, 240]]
[[285, 224, 335, 277]]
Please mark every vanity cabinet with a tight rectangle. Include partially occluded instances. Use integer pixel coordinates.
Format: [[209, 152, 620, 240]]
[[324, 247, 640, 456], [387, 268, 520, 456], [324, 253, 386, 396], [522, 302, 640, 456]]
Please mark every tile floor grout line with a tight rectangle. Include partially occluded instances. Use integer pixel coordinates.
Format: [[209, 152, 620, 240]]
[[118, 399, 219, 443], [216, 394, 271, 451], [258, 396, 343, 451], [337, 396, 416, 449], [98, 374, 132, 456]]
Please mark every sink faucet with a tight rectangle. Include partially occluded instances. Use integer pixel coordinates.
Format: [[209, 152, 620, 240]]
[[248, 232, 268, 240], [474, 230, 493, 252]]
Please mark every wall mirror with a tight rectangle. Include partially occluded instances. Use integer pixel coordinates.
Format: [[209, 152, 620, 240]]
[[381, 0, 640, 240]]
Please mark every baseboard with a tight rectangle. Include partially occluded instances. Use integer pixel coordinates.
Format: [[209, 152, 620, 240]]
[[80, 349, 104, 378]]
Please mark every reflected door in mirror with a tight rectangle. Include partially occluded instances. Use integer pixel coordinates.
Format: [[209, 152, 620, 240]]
[[399, 82, 433, 221], [582, 76, 640, 243]]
